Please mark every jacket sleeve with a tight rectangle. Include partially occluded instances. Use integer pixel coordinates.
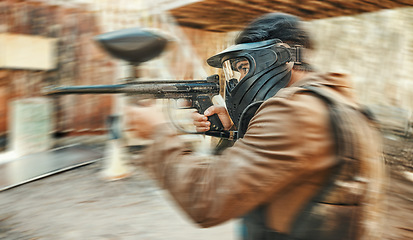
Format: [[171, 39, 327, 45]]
[[142, 92, 333, 228]]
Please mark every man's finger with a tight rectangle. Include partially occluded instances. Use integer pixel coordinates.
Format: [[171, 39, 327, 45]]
[[204, 105, 227, 116], [192, 111, 208, 121], [193, 121, 210, 128], [196, 126, 209, 132], [203, 106, 217, 116]]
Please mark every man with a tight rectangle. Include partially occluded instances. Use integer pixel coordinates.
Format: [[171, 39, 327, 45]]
[[126, 13, 385, 240]]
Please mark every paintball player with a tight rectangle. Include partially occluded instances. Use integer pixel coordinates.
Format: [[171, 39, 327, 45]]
[[126, 13, 385, 240]]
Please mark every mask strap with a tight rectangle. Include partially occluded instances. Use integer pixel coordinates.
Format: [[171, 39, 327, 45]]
[[290, 45, 303, 65], [290, 45, 314, 71]]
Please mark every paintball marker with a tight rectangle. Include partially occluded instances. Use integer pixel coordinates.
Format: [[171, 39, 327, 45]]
[[43, 28, 232, 139]]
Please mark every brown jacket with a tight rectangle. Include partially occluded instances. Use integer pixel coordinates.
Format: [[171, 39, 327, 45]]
[[142, 72, 385, 239]]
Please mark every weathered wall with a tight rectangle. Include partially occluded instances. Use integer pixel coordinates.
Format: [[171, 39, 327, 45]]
[[180, 26, 236, 76], [0, 0, 115, 138], [308, 7, 413, 114]]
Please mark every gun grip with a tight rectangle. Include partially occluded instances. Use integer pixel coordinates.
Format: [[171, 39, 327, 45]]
[[195, 96, 224, 131]]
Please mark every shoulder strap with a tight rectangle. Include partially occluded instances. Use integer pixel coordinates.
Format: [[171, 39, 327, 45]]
[[300, 85, 356, 161], [290, 85, 363, 238]]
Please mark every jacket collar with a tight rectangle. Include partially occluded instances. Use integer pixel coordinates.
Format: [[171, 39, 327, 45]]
[[290, 72, 359, 108]]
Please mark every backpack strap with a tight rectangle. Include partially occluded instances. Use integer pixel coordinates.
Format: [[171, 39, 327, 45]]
[[290, 85, 364, 240], [300, 85, 357, 161]]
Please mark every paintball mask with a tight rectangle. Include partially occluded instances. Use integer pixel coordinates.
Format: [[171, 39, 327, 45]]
[[207, 39, 303, 138]]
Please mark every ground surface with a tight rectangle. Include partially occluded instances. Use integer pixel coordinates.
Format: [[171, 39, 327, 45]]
[[0, 135, 412, 240], [0, 158, 237, 240]]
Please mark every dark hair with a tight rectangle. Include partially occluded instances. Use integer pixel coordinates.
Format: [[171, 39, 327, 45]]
[[236, 13, 313, 49]]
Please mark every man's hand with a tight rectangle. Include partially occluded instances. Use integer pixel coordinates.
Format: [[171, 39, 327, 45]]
[[192, 105, 233, 132], [125, 105, 167, 139]]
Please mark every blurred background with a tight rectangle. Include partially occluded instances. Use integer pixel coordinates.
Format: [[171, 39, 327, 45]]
[[0, 0, 412, 239]]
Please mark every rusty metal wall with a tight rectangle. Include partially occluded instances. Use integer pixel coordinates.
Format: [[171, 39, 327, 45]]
[[0, 0, 116, 138]]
